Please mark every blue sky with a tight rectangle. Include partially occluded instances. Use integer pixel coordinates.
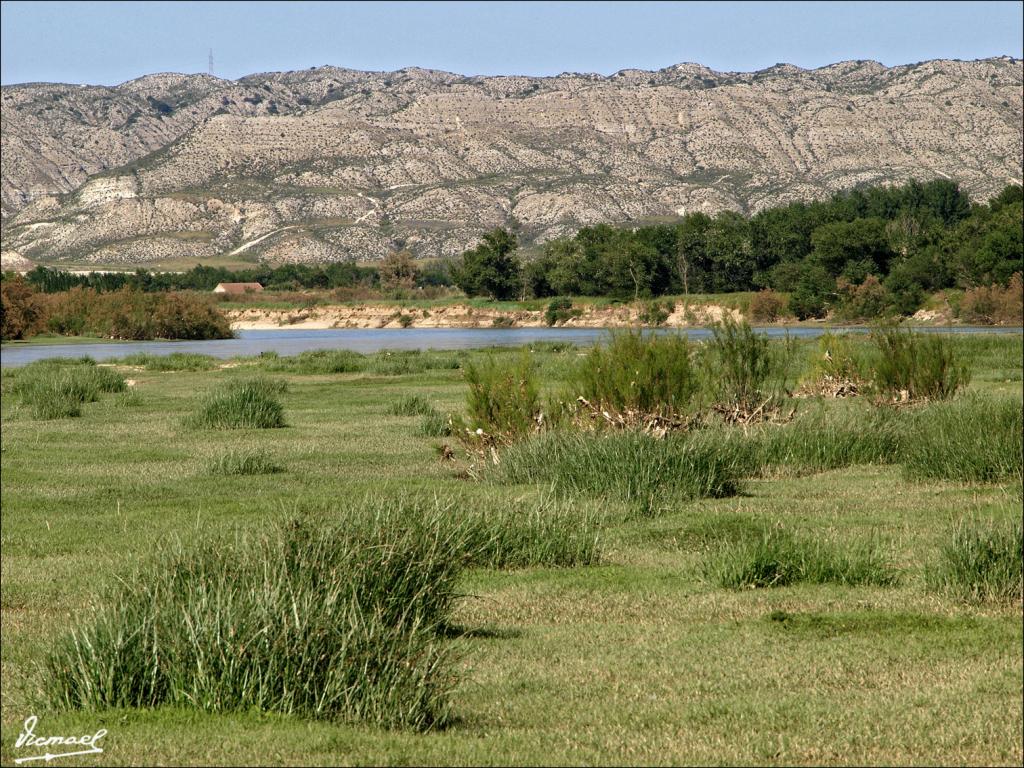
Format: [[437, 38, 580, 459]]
[[1, 1, 1021, 86]]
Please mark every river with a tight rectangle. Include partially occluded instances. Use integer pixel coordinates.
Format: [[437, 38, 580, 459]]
[[1, 326, 1021, 367]]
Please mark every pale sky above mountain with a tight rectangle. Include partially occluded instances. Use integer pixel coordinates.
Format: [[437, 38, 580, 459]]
[[1, 0, 1022, 86]]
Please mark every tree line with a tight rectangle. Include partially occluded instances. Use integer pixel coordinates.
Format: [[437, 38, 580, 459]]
[[455, 179, 1022, 318], [4, 179, 1021, 321]]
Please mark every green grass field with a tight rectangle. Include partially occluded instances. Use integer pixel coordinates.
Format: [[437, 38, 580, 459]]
[[1, 335, 1021, 765]]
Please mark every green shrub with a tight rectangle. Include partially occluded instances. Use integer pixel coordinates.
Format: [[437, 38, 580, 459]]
[[902, 395, 1023, 483], [206, 448, 283, 476], [928, 518, 1023, 602], [569, 330, 699, 419], [187, 378, 287, 429], [497, 431, 745, 515], [637, 300, 673, 326], [43, 511, 470, 729], [867, 326, 969, 401], [544, 298, 579, 326], [462, 352, 540, 438], [705, 318, 794, 414], [704, 527, 898, 588]]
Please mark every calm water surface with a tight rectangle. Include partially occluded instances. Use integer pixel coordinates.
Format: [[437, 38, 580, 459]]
[[1, 326, 1020, 367]]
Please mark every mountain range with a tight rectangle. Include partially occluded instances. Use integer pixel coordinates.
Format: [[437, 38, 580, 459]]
[[1, 57, 1021, 268]]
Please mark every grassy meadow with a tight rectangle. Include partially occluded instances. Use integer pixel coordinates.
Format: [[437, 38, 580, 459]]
[[0, 331, 1021, 765]]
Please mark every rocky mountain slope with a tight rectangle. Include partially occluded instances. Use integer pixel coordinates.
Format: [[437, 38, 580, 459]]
[[2, 58, 1021, 267]]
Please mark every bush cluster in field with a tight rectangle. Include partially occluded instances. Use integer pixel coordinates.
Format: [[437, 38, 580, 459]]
[[456, 326, 1021, 534], [186, 377, 288, 429], [4, 357, 126, 419], [43, 494, 600, 728], [1, 285, 232, 341]]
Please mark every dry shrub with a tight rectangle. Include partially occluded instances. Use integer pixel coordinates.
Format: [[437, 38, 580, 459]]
[[44, 287, 231, 340], [0, 276, 46, 340], [836, 275, 892, 321], [796, 332, 870, 398], [747, 289, 788, 323], [959, 272, 1023, 325]]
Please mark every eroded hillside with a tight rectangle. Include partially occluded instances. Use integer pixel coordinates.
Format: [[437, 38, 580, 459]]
[[2, 58, 1021, 266]]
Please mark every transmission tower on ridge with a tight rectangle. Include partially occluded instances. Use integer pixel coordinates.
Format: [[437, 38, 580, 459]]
[[208, 49, 214, 77]]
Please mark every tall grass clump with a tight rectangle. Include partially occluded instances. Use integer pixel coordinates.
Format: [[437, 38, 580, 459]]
[[929, 517, 1023, 602], [462, 351, 540, 439], [361, 494, 600, 570], [186, 377, 287, 429], [569, 330, 699, 420], [257, 349, 366, 374], [705, 318, 794, 416], [867, 326, 970, 402], [417, 409, 452, 437], [387, 394, 437, 417], [755, 404, 903, 475], [704, 527, 898, 589], [206, 448, 283, 476], [7, 359, 126, 419], [386, 395, 451, 436], [368, 350, 461, 376], [902, 394, 1023, 483], [468, 495, 600, 568], [497, 431, 746, 515], [43, 511, 472, 730], [118, 352, 218, 371], [946, 334, 1023, 383]]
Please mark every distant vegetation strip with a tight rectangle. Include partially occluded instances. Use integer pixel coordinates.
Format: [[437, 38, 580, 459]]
[[2, 179, 1020, 339], [0, 284, 231, 341]]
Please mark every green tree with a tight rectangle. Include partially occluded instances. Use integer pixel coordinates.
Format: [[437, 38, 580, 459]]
[[788, 262, 835, 319], [810, 217, 895, 278], [703, 211, 753, 292], [453, 228, 522, 300], [674, 212, 713, 295], [379, 249, 418, 293]]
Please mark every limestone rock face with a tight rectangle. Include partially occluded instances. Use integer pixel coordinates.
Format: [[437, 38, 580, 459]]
[[2, 58, 1021, 265]]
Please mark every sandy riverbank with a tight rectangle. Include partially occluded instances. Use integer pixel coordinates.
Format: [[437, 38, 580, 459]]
[[225, 302, 748, 330]]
